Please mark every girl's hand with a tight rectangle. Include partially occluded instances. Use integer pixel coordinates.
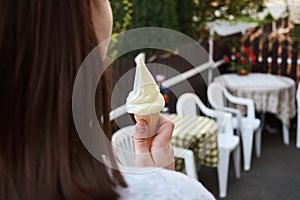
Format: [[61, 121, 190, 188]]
[[133, 114, 175, 170]]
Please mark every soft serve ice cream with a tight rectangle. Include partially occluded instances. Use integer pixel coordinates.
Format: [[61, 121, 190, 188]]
[[126, 54, 165, 137]]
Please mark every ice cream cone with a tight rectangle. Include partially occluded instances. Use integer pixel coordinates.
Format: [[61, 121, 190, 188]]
[[126, 53, 164, 137], [134, 112, 160, 137]]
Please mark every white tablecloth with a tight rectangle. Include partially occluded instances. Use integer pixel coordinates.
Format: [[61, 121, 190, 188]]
[[214, 73, 296, 127]]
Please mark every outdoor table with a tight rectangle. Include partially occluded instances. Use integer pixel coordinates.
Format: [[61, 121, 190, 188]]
[[214, 73, 296, 145], [165, 114, 219, 170]]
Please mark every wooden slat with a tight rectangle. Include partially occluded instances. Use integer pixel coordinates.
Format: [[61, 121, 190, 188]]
[[271, 39, 279, 74], [252, 37, 260, 72], [262, 39, 269, 73], [291, 40, 298, 80], [281, 40, 288, 76]]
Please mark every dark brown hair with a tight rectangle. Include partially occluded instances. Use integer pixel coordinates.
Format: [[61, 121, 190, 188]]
[[0, 0, 126, 199]]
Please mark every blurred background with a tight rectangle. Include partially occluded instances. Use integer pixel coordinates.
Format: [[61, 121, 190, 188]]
[[109, 1, 300, 199]]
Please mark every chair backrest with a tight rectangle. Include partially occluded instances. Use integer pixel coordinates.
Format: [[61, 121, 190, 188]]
[[208, 82, 256, 119], [177, 92, 234, 136], [176, 93, 199, 116], [112, 126, 136, 167], [207, 82, 226, 109], [176, 93, 213, 116]]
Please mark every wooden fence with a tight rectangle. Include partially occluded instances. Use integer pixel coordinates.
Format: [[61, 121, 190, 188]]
[[247, 36, 300, 83]]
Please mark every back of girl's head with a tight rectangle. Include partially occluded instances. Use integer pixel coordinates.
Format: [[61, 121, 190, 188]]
[[0, 0, 126, 199]]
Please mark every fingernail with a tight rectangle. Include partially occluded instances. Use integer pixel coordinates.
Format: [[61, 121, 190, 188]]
[[137, 123, 147, 133]]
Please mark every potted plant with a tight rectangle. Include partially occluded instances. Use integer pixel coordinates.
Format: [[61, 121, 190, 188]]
[[224, 46, 257, 75]]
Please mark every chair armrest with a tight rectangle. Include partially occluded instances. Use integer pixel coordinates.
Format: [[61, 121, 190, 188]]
[[195, 97, 226, 119], [223, 89, 255, 119], [207, 87, 242, 125], [194, 98, 234, 135], [215, 106, 241, 116], [214, 106, 242, 131]]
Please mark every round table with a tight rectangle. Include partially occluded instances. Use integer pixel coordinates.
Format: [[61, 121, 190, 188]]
[[214, 73, 296, 145], [165, 114, 219, 169]]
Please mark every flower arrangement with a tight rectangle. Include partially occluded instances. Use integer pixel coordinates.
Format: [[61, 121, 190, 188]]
[[223, 46, 257, 75], [155, 74, 170, 113]]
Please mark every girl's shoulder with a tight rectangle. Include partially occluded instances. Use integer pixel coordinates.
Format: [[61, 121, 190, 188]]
[[118, 168, 216, 200]]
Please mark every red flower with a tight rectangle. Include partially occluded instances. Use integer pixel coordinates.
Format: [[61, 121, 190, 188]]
[[235, 53, 240, 60], [249, 53, 256, 65], [241, 57, 247, 65], [243, 46, 252, 54], [163, 94, 169, 104], [223, 56, 230, 64]]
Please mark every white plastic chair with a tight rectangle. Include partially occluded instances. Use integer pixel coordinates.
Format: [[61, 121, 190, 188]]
[[296, 83, 300, 149], [207, 82, 261, 171], [176, 93, 241, 198], [111, 125, 199, 180]]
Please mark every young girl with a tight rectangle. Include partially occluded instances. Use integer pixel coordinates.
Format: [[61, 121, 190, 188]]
[[0, 0, 215, 199]]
